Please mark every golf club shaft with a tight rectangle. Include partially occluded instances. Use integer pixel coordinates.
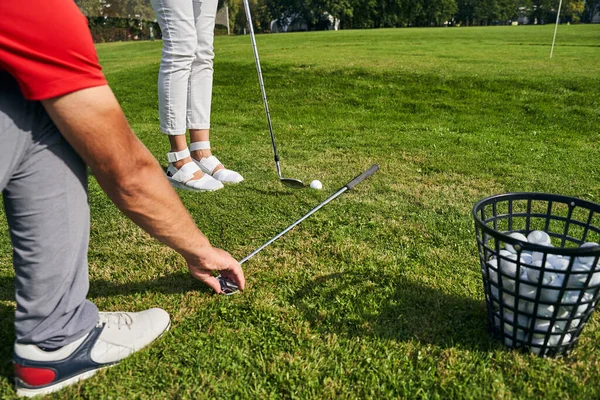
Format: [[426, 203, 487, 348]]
[[239, 164, 380, 265], [240, 187, 347, 265], [242, 0, 282, 177]]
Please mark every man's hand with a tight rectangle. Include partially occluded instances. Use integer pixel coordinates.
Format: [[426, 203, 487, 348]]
[[42, 85, 245, 293], [187, 247, 245, 293]]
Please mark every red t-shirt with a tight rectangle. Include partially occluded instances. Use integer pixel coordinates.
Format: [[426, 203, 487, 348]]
[[0, 0, 107, 101]]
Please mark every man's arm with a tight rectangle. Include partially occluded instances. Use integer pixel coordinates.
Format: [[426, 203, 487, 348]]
[[42, 85, 245, 293]]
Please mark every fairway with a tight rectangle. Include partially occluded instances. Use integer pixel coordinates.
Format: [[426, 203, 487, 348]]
[[1, 24, 600, 398]]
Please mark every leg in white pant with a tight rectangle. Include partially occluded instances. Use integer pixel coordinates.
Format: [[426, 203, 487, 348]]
[[152, 0, 242, 188], [188, 0, 217, 130]]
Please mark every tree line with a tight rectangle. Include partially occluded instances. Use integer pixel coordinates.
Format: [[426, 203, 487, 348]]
[[235, 0, 596, 30], [75, 0, 599, 42]]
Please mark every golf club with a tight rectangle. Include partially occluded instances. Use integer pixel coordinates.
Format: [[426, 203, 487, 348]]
[[218, 164, 380, 294], [242, 0, 305, 189]]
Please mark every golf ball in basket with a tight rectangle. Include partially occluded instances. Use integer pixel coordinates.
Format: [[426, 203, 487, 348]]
[[310, 180, 322, 190], [504, 232, 528, 254], [528, 230, 552, 246], [566, 263, 600, 288], [503, 329, 526, 347], [502, 293, 532, 313], [499, 254, 520, 277], [576, 242, 599, 266]]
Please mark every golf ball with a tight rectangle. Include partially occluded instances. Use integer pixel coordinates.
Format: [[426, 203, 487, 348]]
[[528, 230, 552, 246], [503, 328, 526, 347], [576, 242, 599, 266], [504, 232, 528, 254], [549, 257, 570, 271], [566, 262, 599, 288], [499, 253, 520, 278], [310, 180, 322, 190], [502, 293, 532, 313]]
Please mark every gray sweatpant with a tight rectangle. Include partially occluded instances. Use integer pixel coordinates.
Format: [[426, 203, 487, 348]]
[[0, 72, 98, 349]]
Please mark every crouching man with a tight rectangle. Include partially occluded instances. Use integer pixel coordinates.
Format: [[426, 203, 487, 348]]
[[0, 0, 245, 396]]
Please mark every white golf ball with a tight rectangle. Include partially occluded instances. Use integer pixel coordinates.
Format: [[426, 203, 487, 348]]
[[554, 318, 581, 331], [309, 180, 322, 190], [503, 328, 526, 347], [504, 232, 528, 254], [532, 318, 552, 333], [561, 292, 593, 316], [486, 259, 499, 284], [503, 293, 532, 313], [539, 273, 564, 303], [549, 257, 570, 271], [520, 252, 533, 265], [550, 308, 573, 331], [576, 242, 599, 266], [566, 262, 598, 288], [530, 331, 569, 354], [499, 249, 513, 258], [519, 282, 538, 299], [531, 245, 554, 262], [499, 254, 520, 278], [501, 276, 516, 292], [528, 230, 552, 246], [526, 260, 548, 283], [499, 311, 529, 335], [531, 304, 555, 318]]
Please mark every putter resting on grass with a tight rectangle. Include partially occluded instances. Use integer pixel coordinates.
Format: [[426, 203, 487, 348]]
[[218, 164, 380, 294]]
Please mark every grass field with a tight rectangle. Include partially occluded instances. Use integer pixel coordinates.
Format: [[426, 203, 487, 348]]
[[1, 24, 600, 398]]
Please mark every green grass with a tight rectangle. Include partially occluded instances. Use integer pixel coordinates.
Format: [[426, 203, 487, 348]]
[[1, 24, 600, 398]]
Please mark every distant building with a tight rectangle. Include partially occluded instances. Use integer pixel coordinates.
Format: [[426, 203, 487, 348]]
[[270, 14, 308, 33], [270, 12, 339, 33], [517, 7, 530, 25], [593, 11, 600, 23]]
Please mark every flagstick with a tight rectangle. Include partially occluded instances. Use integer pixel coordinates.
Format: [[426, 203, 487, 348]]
[[550, 0, 563, 58]]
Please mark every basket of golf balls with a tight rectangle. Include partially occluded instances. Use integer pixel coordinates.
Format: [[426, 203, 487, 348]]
[[473, 193, 600, 357]]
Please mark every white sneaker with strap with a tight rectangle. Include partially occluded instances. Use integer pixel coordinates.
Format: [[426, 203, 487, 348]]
[[190, 141, 244, 184], [165, 148, 223, 192]]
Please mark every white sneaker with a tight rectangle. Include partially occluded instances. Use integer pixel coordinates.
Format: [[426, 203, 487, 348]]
[[13, 308, 170, 398]]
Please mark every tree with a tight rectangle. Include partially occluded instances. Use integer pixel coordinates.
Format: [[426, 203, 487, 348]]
[[455, 0, 477, 25], [75, 0, 111, 17], [565, 0, 585, 22], [582, 0, 600, 22]]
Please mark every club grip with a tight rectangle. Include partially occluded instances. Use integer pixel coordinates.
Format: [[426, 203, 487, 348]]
[[345, 164, 379, 190]]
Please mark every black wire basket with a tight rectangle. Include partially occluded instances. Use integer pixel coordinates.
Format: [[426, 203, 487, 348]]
[[473, 193, 600, 357]]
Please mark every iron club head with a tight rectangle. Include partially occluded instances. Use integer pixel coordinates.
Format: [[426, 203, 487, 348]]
[[217, 275, 240, 295], [280, 178, 306, 189]]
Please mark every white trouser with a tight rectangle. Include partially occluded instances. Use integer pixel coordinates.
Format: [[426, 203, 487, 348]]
[[151, 0, 218, 135]]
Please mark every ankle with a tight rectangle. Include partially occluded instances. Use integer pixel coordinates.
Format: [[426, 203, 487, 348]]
[[173, 156, 193, 169], [191, 149, 212, 160]]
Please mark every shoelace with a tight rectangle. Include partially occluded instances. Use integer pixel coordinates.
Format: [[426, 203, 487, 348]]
[[97, 312, 133, 330]]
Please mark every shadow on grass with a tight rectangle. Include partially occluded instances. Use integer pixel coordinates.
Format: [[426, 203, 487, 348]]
[[0, 272, 207, 304], [0, 269, 494, 383], [87, 271, 210, 299], [291, 272, 494, 352], [0, 302, 15, 387], [245, 187, 298, 196]]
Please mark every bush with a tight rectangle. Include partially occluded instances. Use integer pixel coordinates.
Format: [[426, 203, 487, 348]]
[[87, 17, 161, 43]]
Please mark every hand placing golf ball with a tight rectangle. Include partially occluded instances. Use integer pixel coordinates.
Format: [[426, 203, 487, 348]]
[[310, 180, 322, 190]]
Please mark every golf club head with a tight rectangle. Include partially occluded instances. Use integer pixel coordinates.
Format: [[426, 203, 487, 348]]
[[217, 275, 240, 295], [281, 178, 305, 189]]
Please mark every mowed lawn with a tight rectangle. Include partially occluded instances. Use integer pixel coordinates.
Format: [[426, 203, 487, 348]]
[[1, 24, 600, 398]]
